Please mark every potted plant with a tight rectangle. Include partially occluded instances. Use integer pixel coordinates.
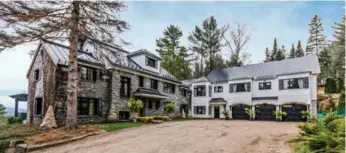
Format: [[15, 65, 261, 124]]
[[164, 102, 176, 118], [273, 110, 287, 121], [244, 108, 256, 120], [300, 110, 310, 121], [127, 97, 144, 122], [221, 110, 230, 120]]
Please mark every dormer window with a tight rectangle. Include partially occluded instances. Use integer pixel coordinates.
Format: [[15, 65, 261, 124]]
[[146, 56, 157, 68]]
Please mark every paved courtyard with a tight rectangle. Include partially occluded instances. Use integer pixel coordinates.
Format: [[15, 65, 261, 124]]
[[34, 120, 299, 153]]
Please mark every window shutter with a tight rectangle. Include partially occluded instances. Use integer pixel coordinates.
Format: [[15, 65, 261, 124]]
[[194, 88, 197, 97], [247, 83, 251, 92], [229, 84, 233, 93], [279, 80, 283, 90], [145, 57, 148, 65], [303, 77, 309, 88], [155, 60, 158, 68]]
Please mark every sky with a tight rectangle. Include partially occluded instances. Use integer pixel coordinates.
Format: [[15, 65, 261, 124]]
[[0, 1, 344, 108]]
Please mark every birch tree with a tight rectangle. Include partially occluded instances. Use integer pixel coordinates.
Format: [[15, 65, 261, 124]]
[[0, 1, 129, 129]]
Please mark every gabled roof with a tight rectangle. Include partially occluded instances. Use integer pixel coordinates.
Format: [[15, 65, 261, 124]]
[[207, 55, 321, 83], [191, 76, 210, 83], [128, 49, 162, 60]]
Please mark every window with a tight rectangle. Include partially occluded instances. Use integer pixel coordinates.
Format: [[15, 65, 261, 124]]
[[229, 82, 251, 92], [77, 98, 103, 116], [209, 85, 212, 97], [194, 106, 206, 115], [146, 57, 157, 68], [35, 98, 43, 115], [155, 101, 160, 110], [214, 86, 223, 93], [148, 100, 153, 109], [150, 79, 158, 90], [164, 83, 175, 93], [259, 82, 271, 90], [194, 85, 206, 97], [99, 71, 104, 80], [181, 88, 187, 97], [79, 66, 97, 82], [279, 77, 309, 90], [138, 76, 144, 87], [120, 76, 131, 98], [34, 69, 40, 81]]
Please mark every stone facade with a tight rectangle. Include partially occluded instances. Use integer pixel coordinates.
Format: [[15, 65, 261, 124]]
[[27, 48, 189, 126]]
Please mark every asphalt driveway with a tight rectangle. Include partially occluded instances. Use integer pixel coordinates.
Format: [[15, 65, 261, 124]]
[[34, 120, 299, 153]]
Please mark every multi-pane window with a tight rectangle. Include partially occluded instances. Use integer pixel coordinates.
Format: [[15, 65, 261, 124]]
[[280, 77, 309, 90], [79, 66, 97, 82], [146, 57, 157, 68], [150, 79, 158, 90], [259, 82, 271, 90], [194, 106, 206, 114], [194, 85, 206, 97], [34, 69, 40, 81], [164, 83, 175, 93], [77, 98, 102, 116], [120, 76, 131, 98], [214, 86, 223, 93], [229, 82, 251, 92], [138, 76, 144, 87], [35, 98, 43, 115]]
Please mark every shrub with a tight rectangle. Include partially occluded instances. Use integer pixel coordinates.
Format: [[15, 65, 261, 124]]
[[273, 110, 287, 120], [244, 108, 257, 119], [297, 144, 311, 153], [164, 102, 176, 113], [298, 122, 319, 136], [336, 77, 344, 93], [300, 110, 310, 120], [153, 116, 169, 121], [127, 97, 144, 113], [325, 78, 337, 93], [7, 117, 23, 124], [337, 91, 345, 109], [136, 117, 153, 123]]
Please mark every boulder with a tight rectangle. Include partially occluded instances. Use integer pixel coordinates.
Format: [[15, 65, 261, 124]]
[[107, 103, 117, 122], [40, 105, 57, 129]]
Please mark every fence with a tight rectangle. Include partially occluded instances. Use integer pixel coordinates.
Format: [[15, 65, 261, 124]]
[[317, 108, 346, 120]]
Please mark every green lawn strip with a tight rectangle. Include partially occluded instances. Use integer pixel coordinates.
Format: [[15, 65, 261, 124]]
[[99, 122, 146, 132], [0, 124, 40, 140]]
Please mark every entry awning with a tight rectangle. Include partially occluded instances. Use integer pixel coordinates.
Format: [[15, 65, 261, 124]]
[[209, 98, 227, 105], [133, 87, 168, 99]]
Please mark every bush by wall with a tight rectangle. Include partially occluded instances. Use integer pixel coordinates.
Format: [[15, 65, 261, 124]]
[[325, 78, 337, 93], [337, 91, 345, 109], [336, 77, 344, 93], [7, 117, 23, 124]]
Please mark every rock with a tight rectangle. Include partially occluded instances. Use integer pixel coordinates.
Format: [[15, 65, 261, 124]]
[[151, 120, 163, 124], [40, 105, 57, 129], [107, 103, 117, 122], [181, 111, 186, 119]]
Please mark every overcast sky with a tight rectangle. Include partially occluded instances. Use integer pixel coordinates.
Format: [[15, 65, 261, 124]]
[[0, 1, 344, 98]]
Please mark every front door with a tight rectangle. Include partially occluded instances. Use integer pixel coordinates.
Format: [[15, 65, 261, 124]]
[[214, 106, 220, 118]]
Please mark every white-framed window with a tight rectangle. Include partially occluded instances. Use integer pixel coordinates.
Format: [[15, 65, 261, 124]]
[[194, 106, 206, 114], [214, 86, 223, 93], [259, 82, 271, 90]]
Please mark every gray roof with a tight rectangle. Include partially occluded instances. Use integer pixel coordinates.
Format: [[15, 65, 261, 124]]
[[128, 49, 162, 60], [207, 55, 321, 83], [192, 76, 210, 83], [252, 96, 278, 100], [209, 98, 227, 103]]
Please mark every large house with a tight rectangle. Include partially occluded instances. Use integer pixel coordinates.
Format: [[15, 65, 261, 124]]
[[26, 39, 190, 125], [183, 55, 320, 121]]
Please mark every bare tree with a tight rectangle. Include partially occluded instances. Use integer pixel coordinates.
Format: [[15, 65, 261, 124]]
[[0, 1, 129, 129], [224, 22, 252, 67]]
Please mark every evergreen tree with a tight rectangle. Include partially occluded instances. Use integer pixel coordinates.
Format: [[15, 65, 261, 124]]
[[319, 47, 332, 79], [193, 62, 201, 78], [0, 103, 5, 116], [209, 53, 226, 69], [0, 1, 129, 129], [289, 44, 295, 58], [156, 25, 192, 80], [264, 47, 271, 62], [331, 15, 345, 77], [295, 40, 305, 57], [188, 16, 226, 76], [275, 45, 286, 60], [306, 15, 327, 56], [270, 38, 279, 61]]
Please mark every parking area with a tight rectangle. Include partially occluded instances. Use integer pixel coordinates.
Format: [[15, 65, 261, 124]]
[[34, 120, 299, 153]]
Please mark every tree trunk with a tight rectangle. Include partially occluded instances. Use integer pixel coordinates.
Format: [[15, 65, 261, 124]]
[[65, 1, 80, 130]]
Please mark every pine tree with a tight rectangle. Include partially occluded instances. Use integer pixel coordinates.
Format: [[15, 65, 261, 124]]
[[331, 15, 345, 77], [306, 15, 327, 56], [295, 40, 305, 57], [156, 25, 192, 80], [270, 38, 279, 61], [289, 44, 295, 58], [319, 47, 332, 79], [0, 1, 129, 129], [264, 47, 271, 62], [188, 16, 226, 76], [275, 45, 286, 60], [0, 103, 6, 116]]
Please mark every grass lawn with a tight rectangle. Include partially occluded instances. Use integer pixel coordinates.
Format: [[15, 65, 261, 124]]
[[0, 124, 40, 141], [99, 122, 146, 132]]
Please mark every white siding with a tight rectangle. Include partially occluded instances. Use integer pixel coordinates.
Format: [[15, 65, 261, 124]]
[[130, 55, 160, 73]]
